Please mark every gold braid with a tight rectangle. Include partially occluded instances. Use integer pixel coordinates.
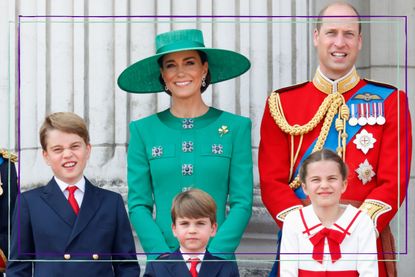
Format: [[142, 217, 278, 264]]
[[269, 92, 335, 135], [0, 149, 18, 163], [268, 91, 348, 190]]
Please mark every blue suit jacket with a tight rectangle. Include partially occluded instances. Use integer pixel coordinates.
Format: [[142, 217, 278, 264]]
[[6, 177, 140, 277], [144, 249, 239, 277]]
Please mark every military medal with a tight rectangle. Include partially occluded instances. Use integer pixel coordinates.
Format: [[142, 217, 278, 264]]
[[355, 159, 376, 184], [348, 104, 358, 126], [367, 103, 377, 125], [357, 103, 367, 126], [353, 129, 376, 154], [376, 102, 386, 125]]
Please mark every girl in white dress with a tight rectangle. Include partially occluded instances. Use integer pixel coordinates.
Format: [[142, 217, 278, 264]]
[[280, 149, 378, 276]]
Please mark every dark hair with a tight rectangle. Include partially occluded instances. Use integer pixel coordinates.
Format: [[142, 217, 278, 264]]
[[171, 188, 217, 225], [316, 1, 361, 34], [39, 112, 90, 151], [158, 50, 211, 95], [299, 149, 348, 183]]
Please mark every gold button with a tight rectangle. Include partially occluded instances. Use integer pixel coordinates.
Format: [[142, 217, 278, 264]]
[[92, 254, 99, 260], [64, 254, 71, 260]]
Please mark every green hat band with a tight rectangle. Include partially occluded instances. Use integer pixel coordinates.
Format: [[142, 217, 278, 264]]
[[157, 40, 205, 54]]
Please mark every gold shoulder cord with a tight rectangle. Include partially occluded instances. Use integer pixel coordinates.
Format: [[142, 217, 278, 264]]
[[0, 149, 18, 163], [268, 92, 349, 190], [0, 149, 18, 196]]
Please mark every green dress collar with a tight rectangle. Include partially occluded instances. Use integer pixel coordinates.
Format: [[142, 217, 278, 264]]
[[157, 107, 222, 130]]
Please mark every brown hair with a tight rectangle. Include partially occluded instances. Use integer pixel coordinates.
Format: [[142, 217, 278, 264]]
[[299, 149, 348, 183], [171, 189, 217, 225], [316, 1, 361, 34], [39, 112, 90, 151]]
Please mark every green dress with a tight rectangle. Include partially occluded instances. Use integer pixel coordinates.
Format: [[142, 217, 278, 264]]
[[127, 107, 253, 259]]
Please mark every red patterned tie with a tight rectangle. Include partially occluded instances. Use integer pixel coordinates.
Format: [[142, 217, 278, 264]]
[[309, 227, 345, 264], [67, 186, 79, 215], [188, 257, 200, 277]]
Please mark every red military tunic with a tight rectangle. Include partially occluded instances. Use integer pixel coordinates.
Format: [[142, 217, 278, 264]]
[[259, 67, 412, 277]]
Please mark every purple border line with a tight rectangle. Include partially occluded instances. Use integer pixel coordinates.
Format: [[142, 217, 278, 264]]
[[17, 14, 406, 19], [16, 14, 409, 259], [404, 15, 409, 256], [17, 14, 22, 257]]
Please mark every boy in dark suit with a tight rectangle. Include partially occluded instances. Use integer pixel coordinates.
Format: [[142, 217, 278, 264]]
[[7, 112, 140, 277], [144, 189, 239, 277]]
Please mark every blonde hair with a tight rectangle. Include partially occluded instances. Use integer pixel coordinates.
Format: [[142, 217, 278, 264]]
[[171, 189, 217, 225], [39, 112, 90, 150]]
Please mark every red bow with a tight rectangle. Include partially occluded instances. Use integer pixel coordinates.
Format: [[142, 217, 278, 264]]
[[309, 227, 345, 264]]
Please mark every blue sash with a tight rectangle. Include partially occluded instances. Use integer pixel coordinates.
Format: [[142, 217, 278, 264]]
[[293, 83, 395, 199]]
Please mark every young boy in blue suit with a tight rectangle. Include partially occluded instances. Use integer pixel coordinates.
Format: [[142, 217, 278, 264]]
[[144, 189, 239, 277], [7, 112, 140, 277]]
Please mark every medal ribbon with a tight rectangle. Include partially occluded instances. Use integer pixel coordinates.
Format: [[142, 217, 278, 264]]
[[293, 83, 395, 199]]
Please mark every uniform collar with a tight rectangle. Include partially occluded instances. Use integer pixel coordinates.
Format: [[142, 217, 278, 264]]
[[300, 204, 362, 238], [313, 66, 360, 95]]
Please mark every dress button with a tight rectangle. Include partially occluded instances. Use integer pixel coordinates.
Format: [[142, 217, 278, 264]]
[[182, 164, 193, 175], [182, 141, 194, 152], [92, 254, 99, 260], [182, 118, 194, 129], [64, 254, 71, 260], [151, 146, 163, 157], [212, 144, 223, 154]]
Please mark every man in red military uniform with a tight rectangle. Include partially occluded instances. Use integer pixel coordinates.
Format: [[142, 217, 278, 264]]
[[259, 2, 412, 277]]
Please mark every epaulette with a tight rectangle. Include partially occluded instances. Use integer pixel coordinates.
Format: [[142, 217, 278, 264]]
[[0, 149, 18, 163], [364, 79, 397, 90], [273, 81, 309, 94]]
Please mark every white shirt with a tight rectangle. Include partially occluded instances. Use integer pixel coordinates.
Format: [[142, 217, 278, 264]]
[[55, 176, 85, 208], [280, 204, 378, 276], [181, 248, 205, 273]]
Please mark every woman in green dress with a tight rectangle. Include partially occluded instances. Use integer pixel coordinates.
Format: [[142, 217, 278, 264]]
[[117, 29, 253, 260]]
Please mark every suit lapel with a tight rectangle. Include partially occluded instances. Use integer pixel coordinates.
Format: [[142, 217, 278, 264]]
[[66, 179, 100, 246], [41, 178, 76, 227], [167, 250, 192, 277], [199, 251, 223, 277]]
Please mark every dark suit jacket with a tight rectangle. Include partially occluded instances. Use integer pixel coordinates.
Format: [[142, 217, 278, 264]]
[[144, 249, 239, 277], [0, 157, 17, 275], [6, 177, 140, 277]]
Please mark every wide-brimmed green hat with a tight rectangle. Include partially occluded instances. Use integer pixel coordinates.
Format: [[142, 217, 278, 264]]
[[117, 29, 251, 93]]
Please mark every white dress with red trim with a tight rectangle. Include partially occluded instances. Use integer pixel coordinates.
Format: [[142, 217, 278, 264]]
[[280, 204, 378, 277]]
